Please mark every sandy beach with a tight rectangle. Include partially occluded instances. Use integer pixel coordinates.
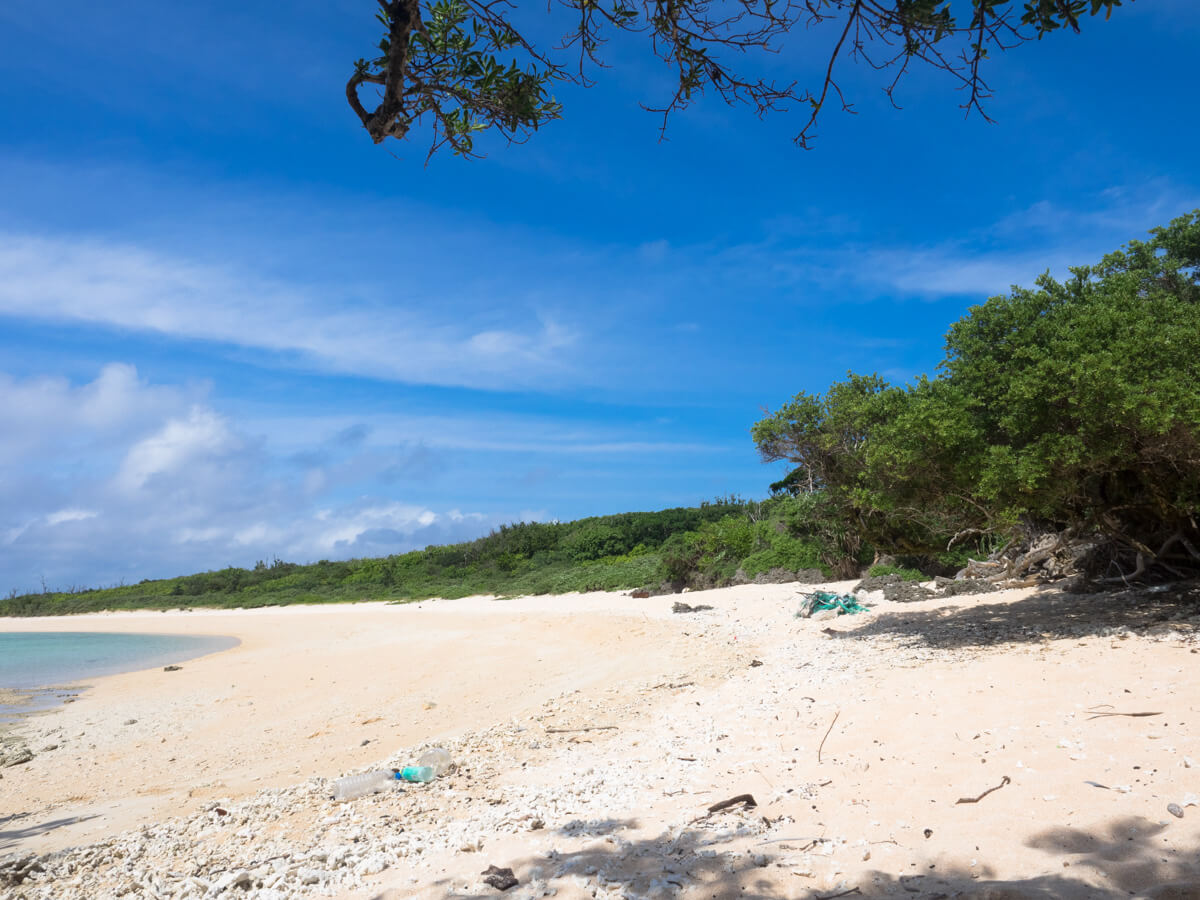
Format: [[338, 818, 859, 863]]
[[2, 581, 1199, 898]]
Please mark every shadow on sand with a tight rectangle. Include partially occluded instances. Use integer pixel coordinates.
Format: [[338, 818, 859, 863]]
[[386, 811, 1200, 899], [829, 582, 1200, 652], [0, 811, 100, 856]]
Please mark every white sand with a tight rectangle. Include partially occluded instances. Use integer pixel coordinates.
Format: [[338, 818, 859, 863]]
[[2, 583, 1198, 898]]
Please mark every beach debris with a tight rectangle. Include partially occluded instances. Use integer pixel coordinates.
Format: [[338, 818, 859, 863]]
[[955, 775, 1011, 804], [124, 719, 138, 725], [749, 659, 764, 667], [333, 770, 400, 800], [1086, 705, 1162, 720], [163, 665, 183, 672], [418, 746, 455, 776], [673, 602, 713, 613], [690, 793, 757, 823], [630, 589, 651, 599], [818, 710, 840, 763], [481, 864, 519, 891], [797, 592, 869, 619], [399, 764, 436, 783], [1168, 803, 1185, 819]]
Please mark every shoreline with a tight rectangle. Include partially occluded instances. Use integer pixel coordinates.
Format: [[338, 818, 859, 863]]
[[2, 583, 1198, 898], [0, 626, 243, 730], [0, 594, 709, 859]]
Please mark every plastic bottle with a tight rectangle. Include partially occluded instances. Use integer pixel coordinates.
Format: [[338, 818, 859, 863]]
[[332, 770, 398, 801], [417, 747, 454, 776], [398, 765, 435, 783]]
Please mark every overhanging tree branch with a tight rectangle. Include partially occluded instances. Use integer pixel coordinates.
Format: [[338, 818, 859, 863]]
[[347, 0, 1130, 156]]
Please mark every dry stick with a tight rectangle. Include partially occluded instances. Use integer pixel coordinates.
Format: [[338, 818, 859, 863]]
[[1086, 710, 1162, 720], [955, 775, 1011, 805], [816, 888, 862, 900], [689, 793, 757, 824], [817, 710, 840, 764], [647, 680, 695, 690], [544, 725, 618, 734]]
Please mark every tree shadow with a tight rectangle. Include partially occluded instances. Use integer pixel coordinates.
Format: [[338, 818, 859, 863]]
[[827, 581, 1200, 652], [400, 810, 1200, 899], [0, 812, 100, 856]]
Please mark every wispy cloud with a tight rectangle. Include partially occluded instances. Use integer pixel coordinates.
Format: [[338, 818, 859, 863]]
[[0, 234, 579, 390], [654, 181, 1200, 303]]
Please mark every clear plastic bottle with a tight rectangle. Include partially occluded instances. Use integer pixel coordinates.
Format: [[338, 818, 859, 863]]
[[398, 765, 435, 783], [417, 747, 454, 776], [332, 770, 397, 801]]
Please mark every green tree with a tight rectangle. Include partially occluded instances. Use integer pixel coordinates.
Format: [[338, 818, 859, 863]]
[[348, 0, 1127, 155], [940, 211, 1200, 555], [754, 211, 1200, 578]]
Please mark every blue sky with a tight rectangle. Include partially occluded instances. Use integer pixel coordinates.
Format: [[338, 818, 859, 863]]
[[1, 1, 1197, 593]]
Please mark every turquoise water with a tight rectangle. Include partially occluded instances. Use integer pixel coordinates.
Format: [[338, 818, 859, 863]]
[[0, 631, 238, 718]]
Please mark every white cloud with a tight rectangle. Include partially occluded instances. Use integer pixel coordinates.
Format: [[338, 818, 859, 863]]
[[0, 234, 578, 390], [0, 364, 722, 593], [44, 509, 98, 527], [0, 362, 198, 465], [116, 407, 241, 491]]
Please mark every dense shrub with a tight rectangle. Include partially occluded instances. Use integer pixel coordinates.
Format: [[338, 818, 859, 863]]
[[563, 523, 629, 561], [740, 533, 826, 577], [754, 212, 1200, 574]]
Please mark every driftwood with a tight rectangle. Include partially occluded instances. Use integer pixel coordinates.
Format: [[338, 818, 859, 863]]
[[958, 522, 1200, 588]]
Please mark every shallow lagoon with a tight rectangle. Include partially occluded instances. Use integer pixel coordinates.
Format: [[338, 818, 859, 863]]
[[0, 631, 238, 719]]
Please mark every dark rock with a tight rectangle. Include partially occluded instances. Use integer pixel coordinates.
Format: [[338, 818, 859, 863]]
[[936, 578, 998, 597], [854, 574, 903, 593], [630, 589, 651, 599], [673, 602, 714, 614], [883, 581, 935, 603], [481, 865, 519, 892], [793, 568, 828, 584], [163, 665, 183, 672], [856, 573, 937, 603]]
